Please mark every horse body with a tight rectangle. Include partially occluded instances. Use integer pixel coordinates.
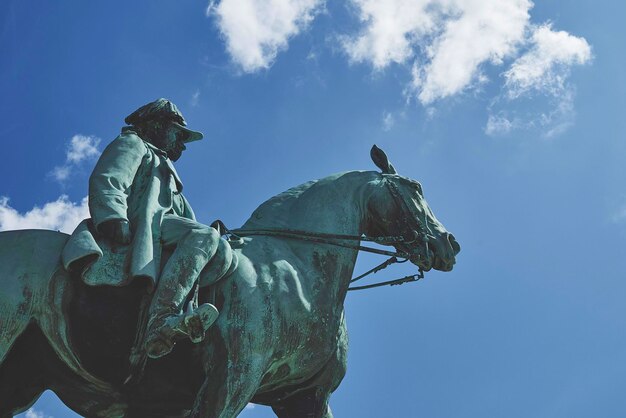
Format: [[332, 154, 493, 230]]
[[0, 166, 459, 417], [201, 172, 370, 417]]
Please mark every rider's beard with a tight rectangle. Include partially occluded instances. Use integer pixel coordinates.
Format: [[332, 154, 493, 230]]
[[167, 141, 185, 161]]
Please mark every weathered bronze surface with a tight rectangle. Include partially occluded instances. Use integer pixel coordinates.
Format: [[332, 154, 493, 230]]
[[0, 102, 460, 417]]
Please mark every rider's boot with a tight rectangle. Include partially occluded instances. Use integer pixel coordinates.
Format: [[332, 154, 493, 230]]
[[144, 247, 219, 359]]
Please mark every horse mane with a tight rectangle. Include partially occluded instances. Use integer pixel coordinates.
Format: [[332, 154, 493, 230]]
[[242, 178, 320, 229], [242, 170, 381, 229]]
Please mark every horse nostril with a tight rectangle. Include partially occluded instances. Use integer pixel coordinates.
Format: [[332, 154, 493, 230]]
[[448, 233, 460, 255]]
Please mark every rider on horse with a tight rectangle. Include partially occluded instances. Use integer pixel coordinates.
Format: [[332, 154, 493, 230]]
[[63, 98, 221, 359]]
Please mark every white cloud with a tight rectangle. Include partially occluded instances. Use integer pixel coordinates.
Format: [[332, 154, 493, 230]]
[[206, 0, 591, 137], [50, 135, 101, 183], [50, 165, 71, 182], [66, 135, 100, 164], [208, 0, 324, 72], [340, 0, 591, 126], [191, 89, 201, 107], [382, 111, 395, 131], [504, 24, 592, 99], [485, 114, 515, 136], [415, 0, 531, 104], [0, 195, 89, 234], [485, 87, 577, 138], [25, 408, 51, 418], [341, 0, 437, 70], [539, 88, 575, 139], [342, 0, 531, 104]]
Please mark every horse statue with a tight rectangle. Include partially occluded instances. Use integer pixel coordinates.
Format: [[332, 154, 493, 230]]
[[0, 146, 460, 418]]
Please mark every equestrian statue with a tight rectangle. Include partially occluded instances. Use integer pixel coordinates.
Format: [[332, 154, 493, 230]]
[[0, 99, 460, 417]]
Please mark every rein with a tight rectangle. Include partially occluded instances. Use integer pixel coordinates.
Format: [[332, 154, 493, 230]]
[[213, 176, 429, 292], [221, 225, 426, 292]]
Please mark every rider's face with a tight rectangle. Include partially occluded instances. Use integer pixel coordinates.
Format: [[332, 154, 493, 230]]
[[158, 124, 187, 161]]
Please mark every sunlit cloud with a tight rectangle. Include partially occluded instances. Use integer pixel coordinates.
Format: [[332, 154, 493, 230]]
[[208, 0, 324, 72], [24, 408, 53, 418], [504, 23, 592, 99], [0, 195, 88, 234], [207, 0, 591, 137], [341, 0, 531, 104], [342, 1, 590, 136], [340, 0, 438, 70], [49, 134, 101, 183]]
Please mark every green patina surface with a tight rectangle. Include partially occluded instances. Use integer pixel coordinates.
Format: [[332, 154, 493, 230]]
[[0, 99, 459, 418]]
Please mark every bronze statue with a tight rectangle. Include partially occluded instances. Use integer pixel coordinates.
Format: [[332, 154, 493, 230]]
[[0, 102, 460, 416]]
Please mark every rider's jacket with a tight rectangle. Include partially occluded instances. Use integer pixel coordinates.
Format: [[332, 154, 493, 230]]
[[62, 128, 194, 283]]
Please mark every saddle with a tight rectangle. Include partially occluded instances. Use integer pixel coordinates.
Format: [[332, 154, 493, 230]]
[[63, 219, 240, 289]]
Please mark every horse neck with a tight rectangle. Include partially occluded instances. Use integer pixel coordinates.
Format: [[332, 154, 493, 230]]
[[242, 171, 380, 298]]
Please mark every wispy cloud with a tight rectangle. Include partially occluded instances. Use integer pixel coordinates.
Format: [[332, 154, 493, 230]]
[[611, 204, 626, 224], [208, 0, 324, 72], [50, 134, 101, 183], [191, 89, 201, 107], [504, 23, 592, 99], [24, 408, 52, 418], [382, 111, 395, 131], [486, 79, 579, 139], [485, 114, 515, 136], [485, 23, 591, 137], [0, 195, 89, 233]]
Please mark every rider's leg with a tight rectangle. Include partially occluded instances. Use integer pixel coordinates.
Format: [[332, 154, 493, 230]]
[[145, 216, 221, 358]]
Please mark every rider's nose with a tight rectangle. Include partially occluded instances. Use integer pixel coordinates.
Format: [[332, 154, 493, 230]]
[[448, 233, 460, 255]]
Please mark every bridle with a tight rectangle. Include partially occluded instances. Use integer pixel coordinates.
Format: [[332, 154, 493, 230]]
[[221, 176, 430, 292]]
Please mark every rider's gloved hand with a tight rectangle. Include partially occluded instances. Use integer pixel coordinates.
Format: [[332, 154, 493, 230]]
[[99, 219, 131, 245]]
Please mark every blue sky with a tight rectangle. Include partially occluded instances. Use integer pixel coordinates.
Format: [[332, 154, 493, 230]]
[[1, 0, 625, 417]]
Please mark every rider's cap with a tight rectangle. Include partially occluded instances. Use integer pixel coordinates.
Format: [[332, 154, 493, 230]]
[[124, 98, 203, 143]]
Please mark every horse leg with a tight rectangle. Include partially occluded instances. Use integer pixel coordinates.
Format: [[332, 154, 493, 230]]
[[191, 355, 267, 418], [271, 312, 348, 418], [270, 388, 334, 418], [190, 330, 268, 418]]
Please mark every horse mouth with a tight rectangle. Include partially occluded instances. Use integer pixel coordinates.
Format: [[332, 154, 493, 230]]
[[407, 241, 457, 272], [411, 254, 455, 272], [433, 257, 455, 272]]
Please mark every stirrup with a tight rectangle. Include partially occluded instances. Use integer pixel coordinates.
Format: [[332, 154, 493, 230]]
[[145, 303, 219, 359], [181, 303, 219, 343]]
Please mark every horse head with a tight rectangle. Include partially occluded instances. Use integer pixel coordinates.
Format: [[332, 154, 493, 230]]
[[365, 145, 460, 272]]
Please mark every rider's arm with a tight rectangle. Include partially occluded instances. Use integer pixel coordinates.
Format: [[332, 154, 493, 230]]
[[88, 133, 147, 237]]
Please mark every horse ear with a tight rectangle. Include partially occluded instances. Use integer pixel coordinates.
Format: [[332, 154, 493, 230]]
[[370, 145, 397, 174]]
